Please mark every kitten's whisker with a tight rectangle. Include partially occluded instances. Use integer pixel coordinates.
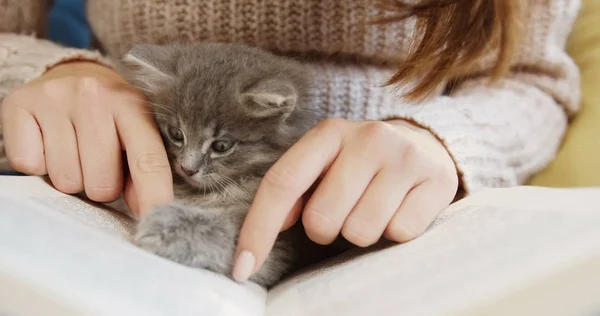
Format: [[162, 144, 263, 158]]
[[212, 175, 227, 193], [206, 174, 215, 193], [141, 99, 173, 110], [217, 179, 228, 193], [148, 113, 173, 120], [218, 175, 250, 203], [145, 102, 175, 115], [145, 100, 169, 108], [131, 86, 156, 95], [211, 175, 235, 200], [139, 110, 169, 118], [217, 178, 239, 202], [126, 96, 174, 117], [209, 175, 220, 196], [218, 176, 235, 189]]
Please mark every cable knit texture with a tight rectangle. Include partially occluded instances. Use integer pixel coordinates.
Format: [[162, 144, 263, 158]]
[[0, 0, 582, 194]]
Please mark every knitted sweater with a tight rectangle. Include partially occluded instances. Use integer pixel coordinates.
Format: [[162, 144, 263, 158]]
[[0, 0, 582, 194]]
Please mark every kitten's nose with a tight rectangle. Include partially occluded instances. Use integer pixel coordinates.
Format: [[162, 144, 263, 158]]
[[180, 165, 198, 176]]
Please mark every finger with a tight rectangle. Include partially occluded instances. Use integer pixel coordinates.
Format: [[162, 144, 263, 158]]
[[281, 198, 303, 231], [384, 180, 451, 243], [340, 167, 414, 247], [72, 85, 123, 202], [112, 91, 173, 215], [280, 182, 319, 231], [234, 118, 347, 282], [1, 99, 46, 175], [36, 109, 83, 194], [302, 143, 381, 245]]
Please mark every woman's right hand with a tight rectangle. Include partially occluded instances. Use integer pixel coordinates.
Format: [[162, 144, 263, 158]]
[[0, 61, 173, 215]]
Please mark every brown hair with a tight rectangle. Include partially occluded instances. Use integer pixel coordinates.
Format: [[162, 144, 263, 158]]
[[375, 0, 524, 100]]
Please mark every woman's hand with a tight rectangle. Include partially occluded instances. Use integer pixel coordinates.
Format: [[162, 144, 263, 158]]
[[233, 118, 459, 282], [0, 61, 173, 215]]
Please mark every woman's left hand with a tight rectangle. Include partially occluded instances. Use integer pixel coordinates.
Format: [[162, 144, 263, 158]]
[[233, 118, 459, 282]]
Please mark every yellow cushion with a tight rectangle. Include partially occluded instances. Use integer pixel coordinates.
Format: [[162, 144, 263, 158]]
[[529, 0, 600, 187]]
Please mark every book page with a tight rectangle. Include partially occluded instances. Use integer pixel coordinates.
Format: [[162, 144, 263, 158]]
[[266, 186, 600, 316], [0, 176, 267, 316], [0, 176, 135, 240]]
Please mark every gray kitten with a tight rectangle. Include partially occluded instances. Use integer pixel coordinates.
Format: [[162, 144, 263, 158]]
[[118, 42, 343, 288]]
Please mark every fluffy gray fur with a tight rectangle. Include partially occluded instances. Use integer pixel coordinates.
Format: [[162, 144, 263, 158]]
[[118, 42, 339, 288]]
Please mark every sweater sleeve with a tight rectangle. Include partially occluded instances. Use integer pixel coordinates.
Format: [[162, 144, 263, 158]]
[[0, 0, 110, 101], [0, 34, 111, 100], [309, 0, 581, 194]]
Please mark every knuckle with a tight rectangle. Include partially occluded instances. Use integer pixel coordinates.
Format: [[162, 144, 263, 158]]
[[302, 207, 338, 245], [436, 163, 459, 186], [76, 75, 104, 95], [386, 137, 419, 168], [1, 88, 24, 109], [398, 137, 418, 159], [359, 121, 393, 140], [341, 219, 379, 248], [73, 76, 109, 110], [424, 159, 459, 192], [135, 151, 171, 174], [262, 165, 301, 192], [314, 117, 345, 134], [357, 121, 405, 157], [40, 78, 66, 97], [309, 118, 346, 148]]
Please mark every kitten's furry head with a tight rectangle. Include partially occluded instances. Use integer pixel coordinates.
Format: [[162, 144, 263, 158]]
[[119, 43, 317, 194]]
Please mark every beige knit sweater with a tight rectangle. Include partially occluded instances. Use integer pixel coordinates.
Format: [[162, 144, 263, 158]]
[[0, 0, 582, 194]]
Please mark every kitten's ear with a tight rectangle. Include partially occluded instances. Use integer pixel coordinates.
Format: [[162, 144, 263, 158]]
[[119, 44, 176, 93], [241, 80, 298, 118]]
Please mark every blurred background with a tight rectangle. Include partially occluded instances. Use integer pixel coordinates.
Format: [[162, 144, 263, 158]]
[[48, 0, 90, 48]]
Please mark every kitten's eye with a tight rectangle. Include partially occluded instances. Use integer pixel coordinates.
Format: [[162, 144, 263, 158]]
[[211, 139, 235, 153], [168, 126, 184, 142]]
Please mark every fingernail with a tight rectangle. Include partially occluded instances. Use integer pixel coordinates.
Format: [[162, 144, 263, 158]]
[[233, 250, 255, 282]]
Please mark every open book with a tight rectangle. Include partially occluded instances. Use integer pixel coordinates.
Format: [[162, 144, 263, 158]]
[[0, 176, 599, 316]]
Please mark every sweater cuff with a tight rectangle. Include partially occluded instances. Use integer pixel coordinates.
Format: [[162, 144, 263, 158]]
[[377, 96, 501, 195], [0, 33, 112, 100], [376, 81, 567, 195]]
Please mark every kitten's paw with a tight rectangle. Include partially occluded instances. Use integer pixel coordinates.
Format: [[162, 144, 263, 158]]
[[135, 202, 297, 288], [135, 202, 240, 276]]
